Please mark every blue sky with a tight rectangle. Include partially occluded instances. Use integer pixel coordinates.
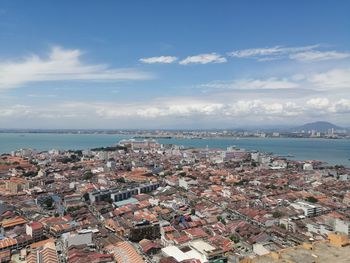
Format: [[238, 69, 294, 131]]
[[0, 1, 350, 129]]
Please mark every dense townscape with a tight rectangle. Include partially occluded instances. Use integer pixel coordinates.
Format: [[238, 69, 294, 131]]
[[1, 0, 350, 262], [2, 121, 350, 140], [0, 139, 350, 262]]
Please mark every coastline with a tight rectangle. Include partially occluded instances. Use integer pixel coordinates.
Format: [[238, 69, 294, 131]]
[[0, 133, 349, 167]]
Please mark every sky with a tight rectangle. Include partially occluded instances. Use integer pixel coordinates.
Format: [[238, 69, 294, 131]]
[[0, 1, 350, 129]]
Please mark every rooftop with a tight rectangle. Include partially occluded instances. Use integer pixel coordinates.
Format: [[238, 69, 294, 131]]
[[243, 237, 350, 263]]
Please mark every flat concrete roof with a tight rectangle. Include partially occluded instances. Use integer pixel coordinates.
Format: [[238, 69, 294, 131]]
[[251, 242, 350, 263], [114, 197, 139, 207]]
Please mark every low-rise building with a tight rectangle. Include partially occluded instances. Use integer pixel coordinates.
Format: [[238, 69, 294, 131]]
[[179, 177, 198, 190], [62, 232, 93, 249], [290, 201, 322, 217], [26, 222, 44, 242]]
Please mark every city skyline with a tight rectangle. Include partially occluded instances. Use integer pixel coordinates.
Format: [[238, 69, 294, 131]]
[[0, 1, 350, 128]]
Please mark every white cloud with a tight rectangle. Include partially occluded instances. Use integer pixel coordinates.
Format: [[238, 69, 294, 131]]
[[305, 98, 350, 115], [306, 97, 330, 109], [291, 74, 306, 81], [308, 68, 350, 89], [88, 99, 304, 119], [228, 46, 283, 58], [93, 99, 225, 119], [0, 105, 31, 117], [199, 67, 350, 93], [2, 96, 350, 127], [329, 99, 350, 113], [198, 78, 298, 90], [139, 56, 178, 64], [284, 102, 304, 116], [179, 53, 227, 65], [223, 100, 302, 117], [0, 46, 153, 90], [290, 51, 350, 62], [228, 45, 319, 60], [228, 45, 350, 63]]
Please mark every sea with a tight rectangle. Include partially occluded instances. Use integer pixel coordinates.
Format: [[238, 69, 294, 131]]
[[0, 133, 349, 167]]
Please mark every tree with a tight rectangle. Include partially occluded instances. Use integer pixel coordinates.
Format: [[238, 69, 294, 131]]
[[23, 171, 38, 177], [83, 171, 94, 180], [179, 172, 186, 177], [83, 192, 90, 201], [71, 165, 83, 170], [265, 184, 277, 189], [272, 211, 283, 218], [217, 216, 225, 224], [91, 146, 126, 152], [305, 196, 318, 203], [116, 177, 126, 183], [229, 234, 239, 243], [43, 197, 54, 209], [279, 224, 286, 230], [67, 206, 80, 213], [235, 179, 248, 186]]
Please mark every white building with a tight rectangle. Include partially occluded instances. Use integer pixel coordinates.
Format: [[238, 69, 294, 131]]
[[290, 201, 322, 217], [106, 160, 116, 169], [270, 160, 287, 170], [279, 218, 297, 232], [62, 232, 92, 249], [162, 246, 193, 262], [253, 242, 281, 256], [221, 187, 232, 198], [251, 152, 260, 162], [161, 240, 220, 263], [48, 149, 61, 155], [303, 163, 313, 171], [335, 219, 350, 237], [339, 174, 349, 181], [307, 223, 333, 236], [179, 177, 198, 190], [96, 151, 108, 160], [18, 148, 33, 158], [259, 155, 271, 166]]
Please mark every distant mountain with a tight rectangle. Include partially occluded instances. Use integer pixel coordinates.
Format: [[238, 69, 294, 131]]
[[293, 121, 344, 132]]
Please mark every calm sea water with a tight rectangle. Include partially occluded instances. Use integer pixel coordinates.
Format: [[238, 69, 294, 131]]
[[0, 133, 349, 166]]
